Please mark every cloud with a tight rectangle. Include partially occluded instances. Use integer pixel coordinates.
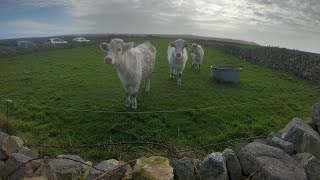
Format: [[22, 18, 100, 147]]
[[6, 19, 91, 36], [2, 0, 320, 52]]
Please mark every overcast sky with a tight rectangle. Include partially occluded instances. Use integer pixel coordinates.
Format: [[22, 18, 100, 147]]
[[0, 0, 319, 53]]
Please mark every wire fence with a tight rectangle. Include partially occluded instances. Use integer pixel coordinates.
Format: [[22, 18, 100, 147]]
[[0, 90, 318, 179], [0, 88, 317, 115]]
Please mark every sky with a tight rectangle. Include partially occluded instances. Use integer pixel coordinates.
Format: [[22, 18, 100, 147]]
[[0, 0, 319, 53]]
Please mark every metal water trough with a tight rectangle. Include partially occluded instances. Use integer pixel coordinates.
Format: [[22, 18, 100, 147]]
[[211, 65, 242, 83]]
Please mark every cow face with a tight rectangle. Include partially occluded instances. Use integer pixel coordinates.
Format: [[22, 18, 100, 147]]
[[189, 43, 199, 53], [100, 39, 134, 65], [170, 39, 189, 60]]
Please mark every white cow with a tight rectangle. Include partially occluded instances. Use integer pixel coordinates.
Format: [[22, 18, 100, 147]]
[[167, 39, 189, 87], [189, 43, 204, 71], [100, 39, 156, 110]]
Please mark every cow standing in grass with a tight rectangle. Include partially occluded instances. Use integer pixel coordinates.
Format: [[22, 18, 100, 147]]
[[167, 39, 189, 87], [100, 39, 156, 110], [189, 43, 204, 71]]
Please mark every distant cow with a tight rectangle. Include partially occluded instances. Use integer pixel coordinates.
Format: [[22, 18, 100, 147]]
[[100, 39, 156, 110], [167, 39, 189, 87], [189, 43, 204, 71]]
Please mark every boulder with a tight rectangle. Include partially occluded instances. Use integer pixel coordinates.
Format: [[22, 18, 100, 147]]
[[132, 156, 174, 180], [306, 118, 318, 131], [0, 132, 9, 160], [312, 103, 320, 133], [86, 159, 132, 180], [21, 177, 49, 180], [237, 142, 307, 180], [34, 155, 86, 180], [253, 138, 267, 145], [19, 147, 39, 159], [198, 152, 228, 180], [267, 136, 294, 154], [0, 160, 5, 178], [4, 153, 42, 180], [280, 117, 320, 158], [170, 157, 195, 180], [222, 149, 244, 180], [292, 153, 320, 180], [266, 132, 280, 142], [1, 136, 24, 157]]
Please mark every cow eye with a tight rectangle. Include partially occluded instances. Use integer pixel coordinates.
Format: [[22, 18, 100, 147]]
[[117, 48, 121, 52]]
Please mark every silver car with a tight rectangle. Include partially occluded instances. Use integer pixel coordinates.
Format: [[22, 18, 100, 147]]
[[46, 38, 68, 44]]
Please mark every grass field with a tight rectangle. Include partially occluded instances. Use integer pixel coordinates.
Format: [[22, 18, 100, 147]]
[[0, 38, 319, 162]]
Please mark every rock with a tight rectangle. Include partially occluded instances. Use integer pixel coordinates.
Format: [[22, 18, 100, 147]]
[[280, 117, 320, 158], [21, 177, 49, 180], [237, 142, 307, 180], [19, 147, 39, 159], [0, 131, 9, 142], [87, 159, 132, 180], [267, 136, 294, 154], [198, 152, 228, 180], [34, 155, 86, 180], [132, 156, 174, 180], [306, 118, 318, 131], [170, 157, 195, 180], [0, 160, 5, 178], [253, 138, 267, 144], [312, 103, 320, 133], [81, 161, 92, 180], [292, 153, 320, 180], [222, 149, 244, 180], [1, 136, 24, 157], [4, 153, 42, 180], [266, 132, 280, 142], [0, 151, 6, 161], [0, 132, 10, 160]]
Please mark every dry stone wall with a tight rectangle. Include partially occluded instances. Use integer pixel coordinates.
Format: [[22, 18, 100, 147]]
[[1, 103, 320, 179], [213, 44, 320, 83]]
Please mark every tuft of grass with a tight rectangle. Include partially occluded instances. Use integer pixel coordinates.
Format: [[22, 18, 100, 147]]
[[0, 38, 319, 162]]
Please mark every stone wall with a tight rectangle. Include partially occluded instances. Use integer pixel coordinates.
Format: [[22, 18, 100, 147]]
[[1, 104, 320, 179], [213, 44, 320, 83]]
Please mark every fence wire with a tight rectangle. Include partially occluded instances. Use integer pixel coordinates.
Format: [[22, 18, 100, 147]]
[[1, 89, 317, 114]]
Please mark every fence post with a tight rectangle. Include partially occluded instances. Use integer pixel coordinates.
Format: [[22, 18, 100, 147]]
[[6, 99, 12, 132]]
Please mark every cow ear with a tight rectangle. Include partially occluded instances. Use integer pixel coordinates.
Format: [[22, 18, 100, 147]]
[[170, 42, 175, 47], [100, 43, 108, 51], [123, 42, 134, 51], [184, 43, 190, 49]]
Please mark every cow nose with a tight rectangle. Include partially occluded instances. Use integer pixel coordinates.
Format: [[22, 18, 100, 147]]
[[176, 53, 182, 58], [105, 57, 112, 64]]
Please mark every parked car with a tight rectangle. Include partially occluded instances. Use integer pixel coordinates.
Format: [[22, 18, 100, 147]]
[[16, 41, 36, 48], [72, 37, 90, 43], [45, 38, 67, 44]]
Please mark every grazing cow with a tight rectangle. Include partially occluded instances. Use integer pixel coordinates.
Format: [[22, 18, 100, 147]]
[[100, 39, 156, 110], [189, 43, 204, 71], [167, 39, 189, 87]]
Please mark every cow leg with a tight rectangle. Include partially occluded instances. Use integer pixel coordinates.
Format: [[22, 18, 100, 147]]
[[170, 66, 174, 80], [144, 78, 150, 92], [125, 93, 131, 108], [131, 85, 139, 110], [131, 93, 137, 110], [177, 73, 182, 87], [198, 64, 201, 71]]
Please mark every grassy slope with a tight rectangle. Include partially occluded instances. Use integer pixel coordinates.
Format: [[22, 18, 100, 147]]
[[0, 38, 319, 161]]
